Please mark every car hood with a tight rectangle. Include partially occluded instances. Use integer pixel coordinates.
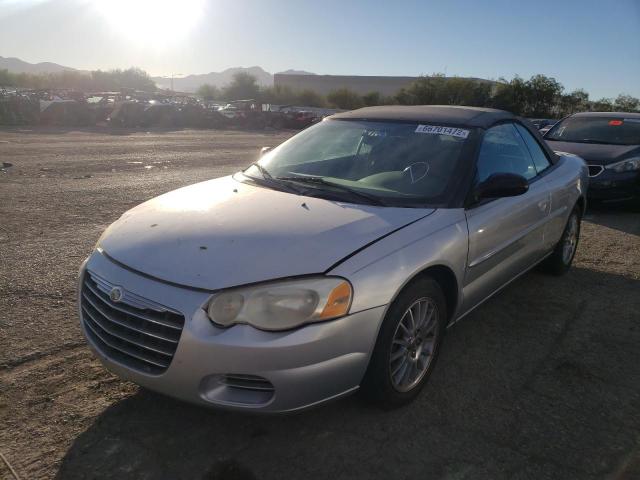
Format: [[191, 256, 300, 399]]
[[98, 175, 434, 290], [546, 140, 640, 165]]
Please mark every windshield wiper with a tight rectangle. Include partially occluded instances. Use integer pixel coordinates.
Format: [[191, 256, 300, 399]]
[[243, 163, 303, 195], [277, 175, 388, 206], [248, 162, 274, 179]]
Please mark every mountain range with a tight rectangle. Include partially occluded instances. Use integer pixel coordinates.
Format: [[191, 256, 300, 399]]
[[0, 56, 78, 74], [1, 56, 493, 95], [0, 56, 315, 92]]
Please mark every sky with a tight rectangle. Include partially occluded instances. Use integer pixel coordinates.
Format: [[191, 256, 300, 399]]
[[0, 0, 639, 99]]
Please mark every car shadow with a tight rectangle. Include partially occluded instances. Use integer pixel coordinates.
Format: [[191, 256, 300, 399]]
[[584, 203, 640, 236], [55, 267, 640, 480]]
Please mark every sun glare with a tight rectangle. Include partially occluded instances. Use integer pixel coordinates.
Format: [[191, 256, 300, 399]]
[[94, 0, 205, 47]]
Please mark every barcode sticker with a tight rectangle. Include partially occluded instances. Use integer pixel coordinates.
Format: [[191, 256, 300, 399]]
[[415, 125, 470, 138]]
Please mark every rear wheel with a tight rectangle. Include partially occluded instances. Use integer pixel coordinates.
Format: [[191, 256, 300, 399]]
[[542, 206, 581, 275], [361, 277, 446, 408]]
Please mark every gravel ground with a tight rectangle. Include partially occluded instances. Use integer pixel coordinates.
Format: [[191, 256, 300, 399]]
[[0, 127, 639, 480]]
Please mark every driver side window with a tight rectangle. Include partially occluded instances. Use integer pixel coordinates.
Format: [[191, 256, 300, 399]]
[[476, 123, 537, 183]]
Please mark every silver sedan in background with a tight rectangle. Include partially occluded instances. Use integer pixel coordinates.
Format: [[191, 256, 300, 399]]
[[79, 106, 588, 412]]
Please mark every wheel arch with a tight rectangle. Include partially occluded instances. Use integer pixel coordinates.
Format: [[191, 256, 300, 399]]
[[414, 265, 459, 323], [386, 264, 460, 324], [359, 263, 459, 400]]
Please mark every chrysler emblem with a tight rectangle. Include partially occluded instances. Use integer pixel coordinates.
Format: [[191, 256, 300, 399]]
[[109, 286, 124, 303]]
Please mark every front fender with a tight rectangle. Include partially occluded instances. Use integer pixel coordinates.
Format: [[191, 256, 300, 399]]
[[328, 209, 468, 320]]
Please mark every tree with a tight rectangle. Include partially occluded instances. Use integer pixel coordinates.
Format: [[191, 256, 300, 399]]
[[0, 69, 16, 86], [394, 74, 492, 108], [506, 76, 530, 115], [591, 98, 614, 112], [442, 77, 492, 107], [260, 85, 297, 104], [491, 78, 520, 114], [0, 67, 157, 92], [327, 88, 364, 109], [524, 74, 564, 117], [362, 91, 381, 106], [394, 87, 414, 105], [396, 75, 442, 105], [223, 72, 260, 100], [259, 86, 326, 106], [196, 83, 220, 101], [296, 89, 326, 107], [490, 75, 566, 116], [91, 68, 156, 92], [559, 89, 589, 116], [613, 94, 640, 112]]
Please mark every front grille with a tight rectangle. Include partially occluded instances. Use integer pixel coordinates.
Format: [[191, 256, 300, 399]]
[[588, 165, 604, 177], [81, 271, 185, 375]]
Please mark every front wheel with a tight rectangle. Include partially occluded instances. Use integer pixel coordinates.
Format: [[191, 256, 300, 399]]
[[360, 277, 446, 408], [542, 206, 581, 275]]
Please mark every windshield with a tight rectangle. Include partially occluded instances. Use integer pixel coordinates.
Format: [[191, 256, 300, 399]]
[[546, 116, 640, 146], [243, 119, 474, 206]]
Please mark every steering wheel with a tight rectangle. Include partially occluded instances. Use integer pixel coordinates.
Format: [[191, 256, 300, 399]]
[[402, 162, 430, 184]]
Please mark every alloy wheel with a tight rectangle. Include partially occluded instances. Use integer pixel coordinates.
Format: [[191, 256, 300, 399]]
[[562, 214, 579, 264], [389, 297, 440, 392]]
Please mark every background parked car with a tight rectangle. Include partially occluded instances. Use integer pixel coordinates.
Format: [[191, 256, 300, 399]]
[[544, 112, 640, 204], [528, 118, 558, 135]]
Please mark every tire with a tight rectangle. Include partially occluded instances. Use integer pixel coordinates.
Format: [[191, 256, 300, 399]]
[[541, 206, 581, 275], [360, 277, 446, 408]]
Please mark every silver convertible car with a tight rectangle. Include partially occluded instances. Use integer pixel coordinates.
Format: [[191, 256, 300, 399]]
[[79, 106, 588, 412]]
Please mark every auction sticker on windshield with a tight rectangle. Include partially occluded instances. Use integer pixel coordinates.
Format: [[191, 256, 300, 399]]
[[415, 124, 470, 138]]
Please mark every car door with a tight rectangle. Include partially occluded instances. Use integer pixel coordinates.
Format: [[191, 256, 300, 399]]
[[462, 122, 551, 313], [514, 122, 566, 251]]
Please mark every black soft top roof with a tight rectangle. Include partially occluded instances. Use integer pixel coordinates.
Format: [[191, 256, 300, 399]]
[[330, 105, 516, 129], [570, 111, 640, 119], [331, 104, 559, 164]]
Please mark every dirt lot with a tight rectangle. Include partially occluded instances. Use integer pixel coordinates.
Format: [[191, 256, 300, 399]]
[[0, 127, 639, 480]]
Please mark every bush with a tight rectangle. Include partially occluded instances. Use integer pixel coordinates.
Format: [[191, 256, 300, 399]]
[[296, 89, 326, 107], [0, 67, 157, 92], [613, 94, 640, 112], [327, 88, 364, 110], [223, 72, 260, 100], [196, 84, 220, 101]]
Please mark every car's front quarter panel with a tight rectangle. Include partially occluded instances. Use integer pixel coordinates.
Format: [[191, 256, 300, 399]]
[[544, 153, 589, 249], [329, 209, 468, 323]]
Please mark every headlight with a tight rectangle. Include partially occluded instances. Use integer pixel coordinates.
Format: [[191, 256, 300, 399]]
[[206, 277, 352, 331], [606, 157, 640, 173]]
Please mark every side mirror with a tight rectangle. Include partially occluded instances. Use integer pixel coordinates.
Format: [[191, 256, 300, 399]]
[[476, 173, 529, 199], [259, 146, 272, 157]]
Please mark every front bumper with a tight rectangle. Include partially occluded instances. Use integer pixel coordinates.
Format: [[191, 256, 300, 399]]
[[588, 169, 640, 202], [79, 251, 385, 413]]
